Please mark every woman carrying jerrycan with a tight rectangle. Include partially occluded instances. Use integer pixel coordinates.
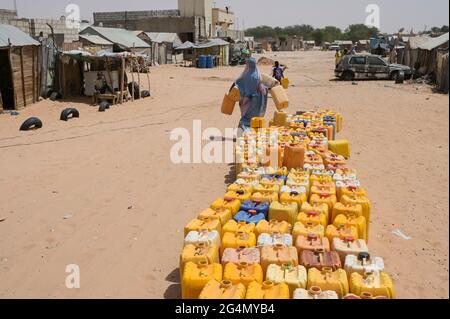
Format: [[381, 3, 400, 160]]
[[232, 57, 269, 132]]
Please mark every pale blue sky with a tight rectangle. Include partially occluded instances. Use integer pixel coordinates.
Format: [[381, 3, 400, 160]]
[[2, 0, 449, 33]]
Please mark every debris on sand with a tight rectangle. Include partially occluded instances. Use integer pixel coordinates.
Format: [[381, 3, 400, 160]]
[[257, 57, 275, 66], [392, 228, 412, 240]]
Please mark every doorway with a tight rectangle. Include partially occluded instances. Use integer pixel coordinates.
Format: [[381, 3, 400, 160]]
[[0, 49, 15, 110]]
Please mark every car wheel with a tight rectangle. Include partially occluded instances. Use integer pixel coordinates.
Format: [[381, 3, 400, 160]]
[[342, 71, 354, 81]]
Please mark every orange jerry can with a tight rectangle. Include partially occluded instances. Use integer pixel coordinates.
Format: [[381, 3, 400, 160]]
[[283, 143, 305, 170], [224, 190, 252, 202], [250, 117, 266, 130], [331, 203, 363, 222], [182, 261, 223, 299], [211, 197, 241, 216], [198, 208, 232, 226], [338, 186, 367, 201], [310, 185, 336, 198], [297, 211, 328, 228], [279, 189, 308, 209], [310, 193, 338, 212], [221, 247, 261, 266], [307, 267, 349, 298], [199, 280, 246, 299], [301, 202, 330, 224], [325, 224, 359, 243], [255, 220, 292, 237], [350, 271, 396, 299], [223, 262, 264, 288], [260, 244, 299, 273], [227, 183, 254, 194], [251, 192, 279, 203], [246, 281, 290, 299], [269, 85, 289, 111], [221, 94, 237, 116], [180, 243, 220, 276], [295, 234, 330, 256], [333, 214, 368, 242], [221, 231, 257, 256], [293, 222, 325, 242], [184, 217, 222, 237], [223, 220, 256, 234], [324, 154, 347, 167]]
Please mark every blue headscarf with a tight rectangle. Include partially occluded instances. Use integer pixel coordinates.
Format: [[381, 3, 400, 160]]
[[236, 57, 261, 98]]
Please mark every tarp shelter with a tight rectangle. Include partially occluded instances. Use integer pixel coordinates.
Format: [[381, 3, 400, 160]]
[[142, 32, 183, 65], [57, 50, 133, 102], [0, 24, 41, 111], [176, 38, 230, 66], [399, 33, 449, 79]]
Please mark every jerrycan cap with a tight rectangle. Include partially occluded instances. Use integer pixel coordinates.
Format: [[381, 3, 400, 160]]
[[236, 190, 245, 195], [224, 196, 234, 202], [361, 292, 374, 299], [322, 267, 333, 273], [309, 286, 323, 296], [282, 262, 293, 270], [262, 281, 275, 289], [307, 233, 318, 241], [220, 280, 233, 289], [248, 209, 257, 215], [314, 248, 325, 254], [358, 252, 370, 261], [197, 260, 209, 268], [307, 211, 319, 217], [238, 262, 249, 269], [274, 243, 285, 250], [344, 236, 355, 243]]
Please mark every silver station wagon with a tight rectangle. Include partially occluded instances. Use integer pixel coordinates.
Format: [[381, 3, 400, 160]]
[[335, 54, 412, 81]]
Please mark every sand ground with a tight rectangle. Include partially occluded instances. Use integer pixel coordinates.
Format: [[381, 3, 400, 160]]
[[0, 51, 448, 299]]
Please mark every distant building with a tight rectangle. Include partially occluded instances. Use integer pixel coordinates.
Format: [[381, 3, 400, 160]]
[[279, 36, 302, 51], [0, 10, 79, 46], [93, 0, 243, 43]]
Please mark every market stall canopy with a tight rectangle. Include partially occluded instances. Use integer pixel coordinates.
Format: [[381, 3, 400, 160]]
[[176, 39, 229, 50]]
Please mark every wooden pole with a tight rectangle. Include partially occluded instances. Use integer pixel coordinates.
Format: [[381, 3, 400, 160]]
[[146, 66, 151, 94], [119, 56, 124, 104], [32, 46, 36, 103], [130, 58, 135, 102], [19, 47, 26, 107], [137, 57, 141, 99]]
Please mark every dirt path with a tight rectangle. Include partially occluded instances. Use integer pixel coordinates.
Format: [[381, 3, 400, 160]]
[[0, 51, 448, 299]]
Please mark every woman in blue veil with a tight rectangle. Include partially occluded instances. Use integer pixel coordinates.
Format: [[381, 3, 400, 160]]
[[234, 58, 268, 131]]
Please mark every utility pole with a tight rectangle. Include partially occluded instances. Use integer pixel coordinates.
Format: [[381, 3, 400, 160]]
[[13, 0, 18, 15]]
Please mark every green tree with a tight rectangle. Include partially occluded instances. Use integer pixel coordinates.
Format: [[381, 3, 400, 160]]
[[344, 24, 379, 43], [245, 25, 277, 39]]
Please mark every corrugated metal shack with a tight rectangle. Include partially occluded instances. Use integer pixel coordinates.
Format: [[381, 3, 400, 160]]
[[0, 24, 41, 111]]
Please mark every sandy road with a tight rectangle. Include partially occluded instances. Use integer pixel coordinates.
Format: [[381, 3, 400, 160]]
[[0, 51, 448, 298]]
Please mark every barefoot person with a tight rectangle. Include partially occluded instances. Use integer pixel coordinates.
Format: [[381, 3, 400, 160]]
[[234, 57, 268, 132]]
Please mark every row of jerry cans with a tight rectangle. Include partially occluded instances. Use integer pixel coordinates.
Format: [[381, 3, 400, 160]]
[[180, 109, 396, 299], [181, 258, 394, 299], [180, 231, 376, 271]]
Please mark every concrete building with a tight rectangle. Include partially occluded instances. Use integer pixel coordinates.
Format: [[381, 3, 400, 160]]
[[0, 10, 79, 46], [212, 7, 233, 37], [93, 0, 243, 43]]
